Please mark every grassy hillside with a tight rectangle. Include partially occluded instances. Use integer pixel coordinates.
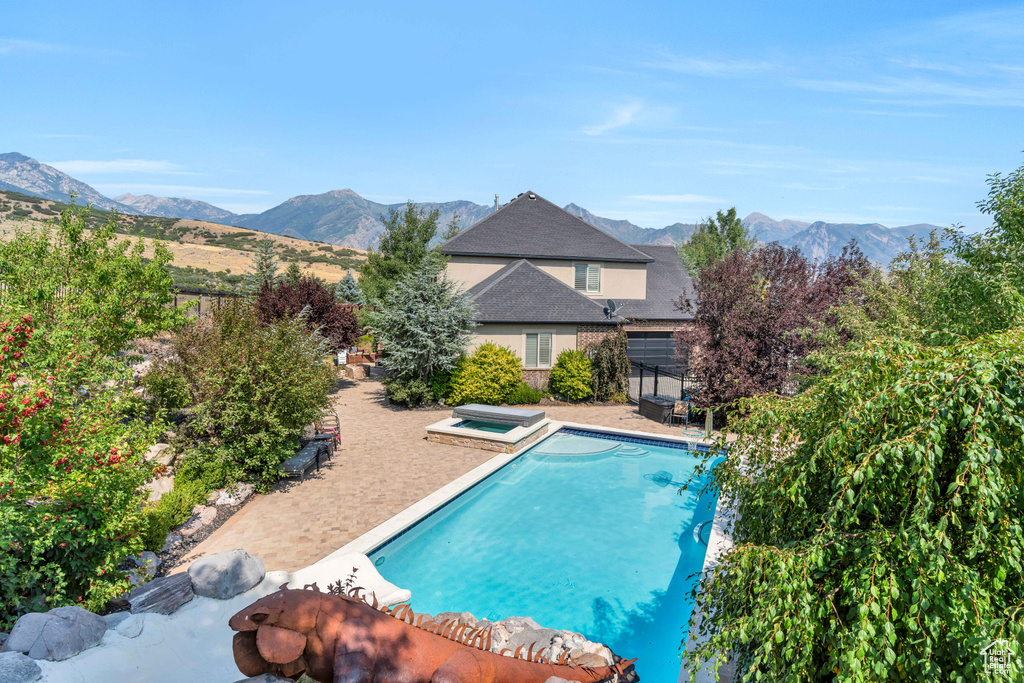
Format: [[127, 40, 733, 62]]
[[0, 189, 366, 291]]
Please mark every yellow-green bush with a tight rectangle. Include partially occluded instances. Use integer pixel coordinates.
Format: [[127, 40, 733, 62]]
[[448, 343, 523, 405], [550, 349, 593, 401]]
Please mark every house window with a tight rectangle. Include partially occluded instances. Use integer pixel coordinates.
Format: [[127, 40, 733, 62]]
[[574, 263, 601, 293], [525, 332, 552, 367]]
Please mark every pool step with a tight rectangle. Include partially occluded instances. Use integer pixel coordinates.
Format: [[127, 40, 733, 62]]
[[615, 445, 649, 457], [693, 519, 713, 546]]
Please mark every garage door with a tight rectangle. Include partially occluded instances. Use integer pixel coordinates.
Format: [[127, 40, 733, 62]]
[[626, 331, 687, 372]]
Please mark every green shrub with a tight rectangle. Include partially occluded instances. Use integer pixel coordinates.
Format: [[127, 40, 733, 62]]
[[588, 328, 630, 400], [150, 299, 336, 488], [382, 375, 433, 407], [505, 382, 544, 405], [141, 480, 207, 552], [428, 368, 455, 402], [174, 448, 235, 492], [0, 316, 164, 629], [550, 349, 593, 401], [142, 363, 191, 411], [607, 391, 628, 404], [448, 343, 523, 406]]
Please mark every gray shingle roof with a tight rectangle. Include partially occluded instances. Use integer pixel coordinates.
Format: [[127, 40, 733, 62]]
[[441, 191, 653, 263], [467, 260, 615, 324], [614, 245, 696, 321]]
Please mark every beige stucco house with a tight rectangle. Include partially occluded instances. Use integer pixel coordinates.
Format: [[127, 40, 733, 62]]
[[440, 191, 695, 387]]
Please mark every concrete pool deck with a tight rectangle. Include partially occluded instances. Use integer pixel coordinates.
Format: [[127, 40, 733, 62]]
[[175, 377, 707, 574]]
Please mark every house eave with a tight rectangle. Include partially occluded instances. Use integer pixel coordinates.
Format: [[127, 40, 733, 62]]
[[442, 249, 653, 264]]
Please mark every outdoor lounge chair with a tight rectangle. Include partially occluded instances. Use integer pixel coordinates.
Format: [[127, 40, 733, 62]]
[[281, 441, 330, 479]]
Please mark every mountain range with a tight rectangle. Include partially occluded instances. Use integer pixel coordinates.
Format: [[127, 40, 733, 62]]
[[0, 151, 945, 264]]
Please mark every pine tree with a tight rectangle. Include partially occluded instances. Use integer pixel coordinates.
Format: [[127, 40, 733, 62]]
[[243, 239, 280, 293], [284, 261, 302, 284], [334, 272, 364, 304]]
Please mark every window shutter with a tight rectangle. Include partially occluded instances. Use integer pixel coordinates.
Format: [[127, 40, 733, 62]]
[[538, 333, 552, 366], [587, 264, 601, 292], [525, 334, 538, 367], [574, 264, 587, 291]]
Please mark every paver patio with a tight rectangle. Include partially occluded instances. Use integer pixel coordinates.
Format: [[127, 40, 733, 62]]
[[175, 376, 690, 573]]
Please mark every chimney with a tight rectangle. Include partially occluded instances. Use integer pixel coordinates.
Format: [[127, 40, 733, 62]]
[[494, 194, 499, 212]]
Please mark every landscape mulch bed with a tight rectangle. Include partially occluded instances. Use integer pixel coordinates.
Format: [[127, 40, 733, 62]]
[[155, 498, 251, 576]]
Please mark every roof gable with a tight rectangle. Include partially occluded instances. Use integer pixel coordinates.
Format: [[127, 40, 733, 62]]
[[467, 259, 614, 324], [441, 191, 653, 263]]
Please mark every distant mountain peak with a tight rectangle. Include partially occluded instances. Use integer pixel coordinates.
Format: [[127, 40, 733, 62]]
[[0, 152, 33, 163], [114, 193, 234, 222]]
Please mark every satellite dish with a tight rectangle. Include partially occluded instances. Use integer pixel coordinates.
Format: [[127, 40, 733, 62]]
[[603, 299, 621, 319]]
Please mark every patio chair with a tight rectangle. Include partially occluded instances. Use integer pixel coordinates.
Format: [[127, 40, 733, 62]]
[[315, 411, 341, 447], [671, 399, 690, 428]]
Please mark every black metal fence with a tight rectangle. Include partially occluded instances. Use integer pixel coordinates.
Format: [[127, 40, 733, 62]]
[[628, 360, 702, 404]]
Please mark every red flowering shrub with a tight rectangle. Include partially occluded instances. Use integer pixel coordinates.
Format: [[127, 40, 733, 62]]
[[0, 317, 162, 629], [256, 276, 359, 351]]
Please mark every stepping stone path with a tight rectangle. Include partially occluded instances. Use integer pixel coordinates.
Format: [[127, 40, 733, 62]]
[[0, 651, 41, 682], [188, 549, 265, 599], [1, 606, 106, 662], [126, 573, 194, 615]]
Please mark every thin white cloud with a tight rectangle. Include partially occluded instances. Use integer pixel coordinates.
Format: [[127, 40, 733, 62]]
[[774, 183, 845, 191], [641, 52, 776, 77], [47, 159, 186, 174], [630, 194, 722, 203], [91, 183, 270, 197], [0, 39, 58, 54], [0, 38, 126, 57], [582, 102, 644, 136]]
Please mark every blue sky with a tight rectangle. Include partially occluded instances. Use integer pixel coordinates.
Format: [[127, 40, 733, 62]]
[[2, 1, 1023, 229]]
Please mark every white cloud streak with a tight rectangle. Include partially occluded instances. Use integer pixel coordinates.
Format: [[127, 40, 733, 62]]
[[582, 102, 644, 136], [91, 183, 270, 196], [640, 52, 777, 77], [47, 159, 186, 174], [630, 194, 722, 203]]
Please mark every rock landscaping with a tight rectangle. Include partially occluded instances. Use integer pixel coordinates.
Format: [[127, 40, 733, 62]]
[[188, 550, 266, 599], [0, 606, 106, 662], [126, 573, 194, 615], [0, 651, 41, 683]]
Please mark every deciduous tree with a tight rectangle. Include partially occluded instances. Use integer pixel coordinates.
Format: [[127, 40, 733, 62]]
[[256, 276, 360, 351], [359, 202, 441, 304], [677, 207, 757, 276], [677, 242, 868, 409]]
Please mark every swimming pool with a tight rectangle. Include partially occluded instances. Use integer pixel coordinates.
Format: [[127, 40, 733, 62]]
[[367, 428, 721, 682]]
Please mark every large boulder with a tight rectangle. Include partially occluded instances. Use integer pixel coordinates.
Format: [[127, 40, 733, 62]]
[[127, 573, 194, 615], [0, 651, 42, 682], [144, 443, 175, 467], [0, 606, 106, 661], [188, 549, 265, 599]]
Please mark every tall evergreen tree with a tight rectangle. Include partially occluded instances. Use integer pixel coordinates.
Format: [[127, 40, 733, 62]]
[[243, 239, 280, 293], [359, 202, 441, 304], [364, 261, 475, 382], [334, 272, 364, 304], [284, 261, 302, 284]]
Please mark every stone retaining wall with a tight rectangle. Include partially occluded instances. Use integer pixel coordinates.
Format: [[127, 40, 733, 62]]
[[428, 424, 548, 454]]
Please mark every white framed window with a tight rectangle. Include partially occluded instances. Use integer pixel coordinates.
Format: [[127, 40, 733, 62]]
[[524, 332, 552, 368], [573, 263, 601, 293]]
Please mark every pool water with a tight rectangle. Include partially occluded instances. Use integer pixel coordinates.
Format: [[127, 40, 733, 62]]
[[452, 419, 516, 434], [368, 430, 720, 682]]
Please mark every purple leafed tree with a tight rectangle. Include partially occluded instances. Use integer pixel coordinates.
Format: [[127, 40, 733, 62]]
[[677, 241, 868, 409], [257, 276, 360, 351]]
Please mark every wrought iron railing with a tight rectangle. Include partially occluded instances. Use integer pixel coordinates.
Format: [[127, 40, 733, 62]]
[[627, 360, 702, 404]]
